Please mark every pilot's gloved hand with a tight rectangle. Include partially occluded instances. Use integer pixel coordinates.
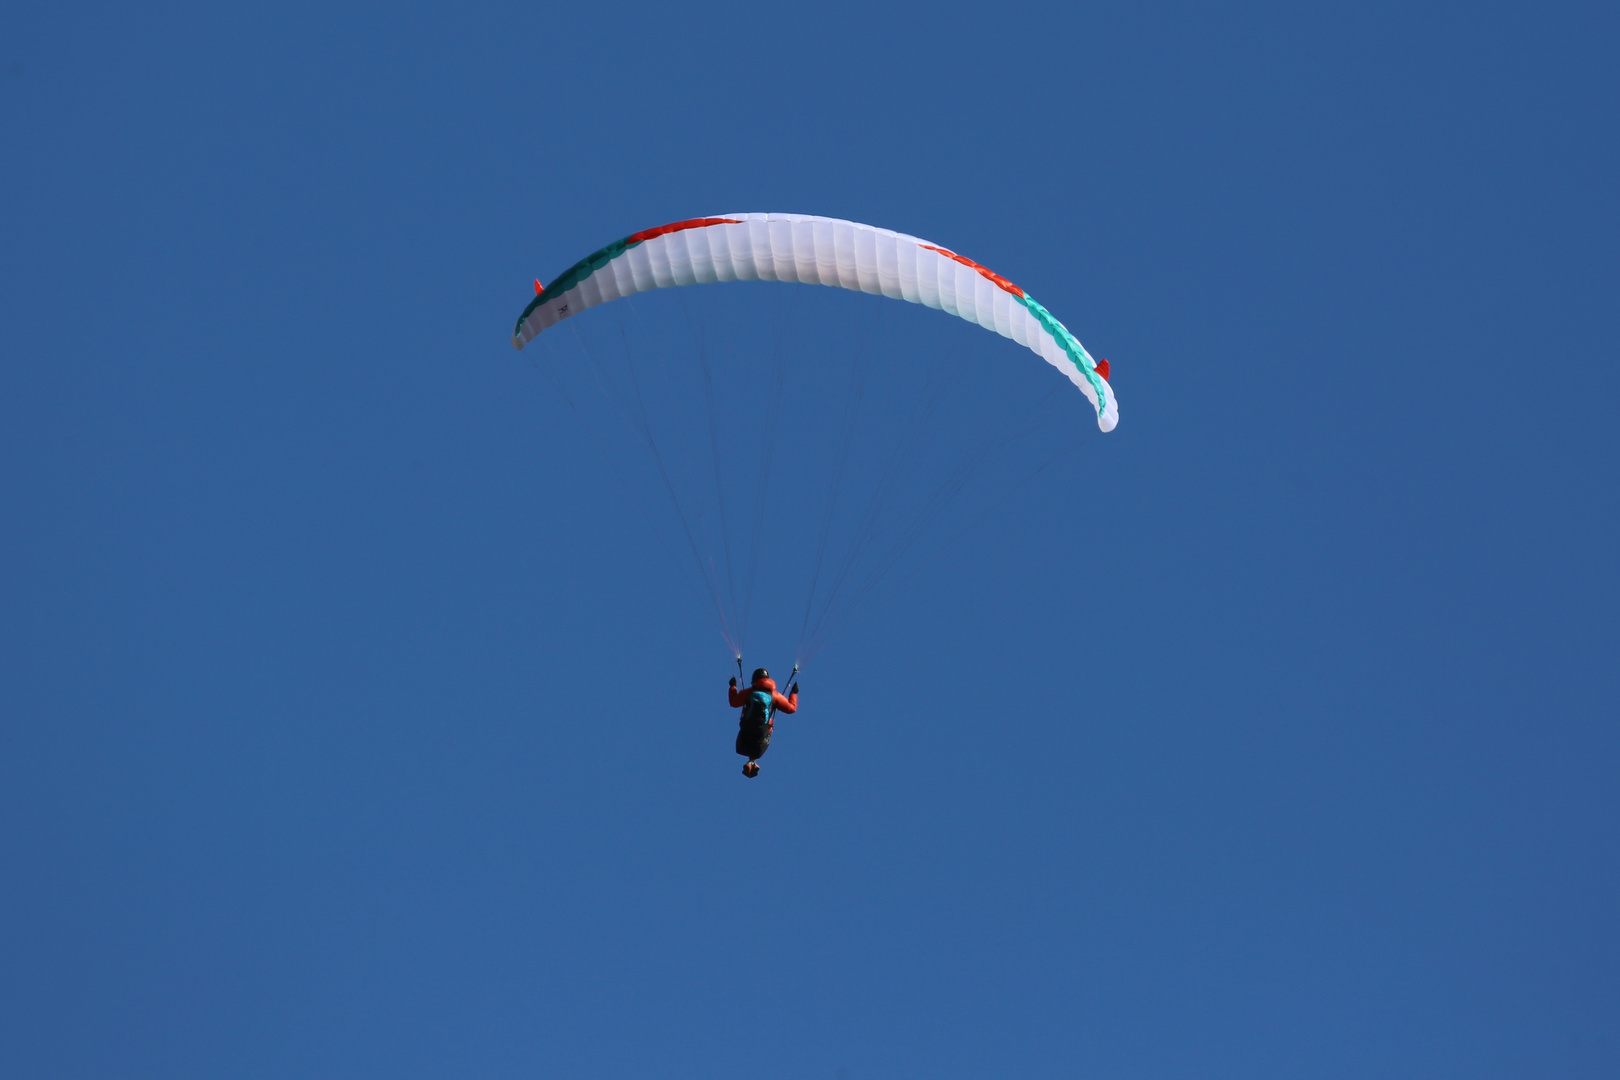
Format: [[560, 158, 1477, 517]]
[[790, 683, 799, 696], [729, 677, 737, 688]]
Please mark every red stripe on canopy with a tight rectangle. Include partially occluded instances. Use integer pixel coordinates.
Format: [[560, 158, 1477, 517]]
[[625, 217, 743, 246], [919, 244, 1026, 299]]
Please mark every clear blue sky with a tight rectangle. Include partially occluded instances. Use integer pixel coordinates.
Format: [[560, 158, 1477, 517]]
[[2, 2, 1616, 1077]]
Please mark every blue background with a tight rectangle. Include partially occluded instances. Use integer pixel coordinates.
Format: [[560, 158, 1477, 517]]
[[2, 2, 1616, 1076]]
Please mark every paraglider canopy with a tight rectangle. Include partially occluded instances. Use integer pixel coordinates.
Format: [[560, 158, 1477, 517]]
[[514, 213, 1118, 432]]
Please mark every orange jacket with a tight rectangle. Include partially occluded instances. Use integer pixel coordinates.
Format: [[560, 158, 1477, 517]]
[[729, 676, 797, 716]]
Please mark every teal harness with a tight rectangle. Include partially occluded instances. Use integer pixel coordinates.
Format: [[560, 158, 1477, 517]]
[[741, 689, 773, 727]]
